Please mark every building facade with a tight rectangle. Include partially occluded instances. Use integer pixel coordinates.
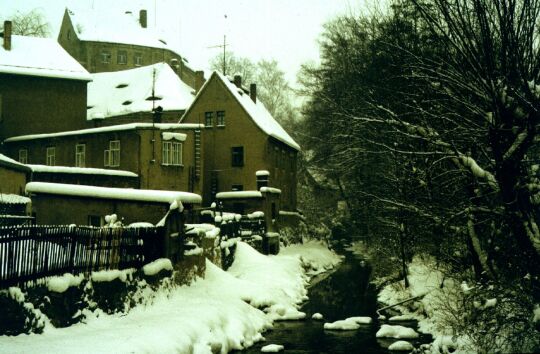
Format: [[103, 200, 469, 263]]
[[58, 8, 204, 91], [181, 72, 300, 211], [0, 23, 91, 141], [3, 123, 204, 195]]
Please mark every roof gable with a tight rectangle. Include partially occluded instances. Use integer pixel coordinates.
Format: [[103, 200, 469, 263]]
[[181, 71, 300, 151], [0, 35, 91, 81]]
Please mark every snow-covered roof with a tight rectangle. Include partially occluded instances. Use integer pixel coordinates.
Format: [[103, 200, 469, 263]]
[[0, 153, 31, 172], [26, 182, 202, 204], [0, 35, 91, 81], [210, 72, 300, 151], [87, 63, 195, 120], [216, 191, 263, 199], [260, 187, 281, 194], [0, 193, 31, 204], [28, 165, 138, 177], [67, 7, 176, 52], [4, 123, 203, 142]]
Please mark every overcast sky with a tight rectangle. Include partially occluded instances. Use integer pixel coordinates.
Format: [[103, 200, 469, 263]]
[[0, 0, 367, 85]]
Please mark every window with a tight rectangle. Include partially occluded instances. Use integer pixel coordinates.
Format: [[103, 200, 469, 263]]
[[231, 146, 244, 167], [104, 140, 120, 167], [117, 50, 127, 64], [18, 149, 28, 164], [67, 30, 71, 40], [75, 144, 85, 167], [231, 184, 243, 191], [46, 147, 55, 166], [162, 141, 183, 166], [100, 50, 111, 63], [134, 53, 142, 66], [205, 112, 213, 127], [217, 111, 225, 126]]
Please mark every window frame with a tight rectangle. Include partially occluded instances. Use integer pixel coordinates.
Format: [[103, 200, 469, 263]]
[[100, 50, 111, 64], [75, 143, 86, 167], [231, 146, 244, 167], [134, 53, 143, 66], [46, 146, 55, 166], [18, 149, 28, 164], [216, 111, 225, 126], [117, 50, 127, 65], [162, 141, 183, 166], [104, 140, 120, 167], [204, 111, 214, 127]]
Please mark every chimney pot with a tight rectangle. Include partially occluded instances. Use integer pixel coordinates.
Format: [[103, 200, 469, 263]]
[[233, 75, 242, 88], [250, 83, 257, 103], [139, 9, 147, 28], [3, 20, 12, 51]]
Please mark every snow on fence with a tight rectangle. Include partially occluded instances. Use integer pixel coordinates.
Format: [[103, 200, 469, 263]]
[[0, 225, 165, 288]]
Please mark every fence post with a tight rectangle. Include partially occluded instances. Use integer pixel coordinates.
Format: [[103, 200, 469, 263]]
[[68, 226, 77, 274]]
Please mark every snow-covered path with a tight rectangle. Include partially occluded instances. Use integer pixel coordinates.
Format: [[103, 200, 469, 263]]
[[0, 241, 340, 354]]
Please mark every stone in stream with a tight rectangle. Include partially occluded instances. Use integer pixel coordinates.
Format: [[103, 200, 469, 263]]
[[388, 340, 415, 351], [376, 324, 419, 339], [323, 316, 372, 330], [312, 312, 324, 320], [260, 344, 284, 352]]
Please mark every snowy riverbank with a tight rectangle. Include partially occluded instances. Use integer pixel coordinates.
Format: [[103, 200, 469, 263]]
[[0, 240, 341, 353]]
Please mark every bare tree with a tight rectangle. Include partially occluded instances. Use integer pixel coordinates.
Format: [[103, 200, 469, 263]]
[[1, 9, 50, 37]]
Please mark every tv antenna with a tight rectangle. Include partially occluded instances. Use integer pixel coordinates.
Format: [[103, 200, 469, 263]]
[[208, 15, 228, 75]]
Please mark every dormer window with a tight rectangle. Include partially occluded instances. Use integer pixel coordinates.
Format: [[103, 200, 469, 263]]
[[101, 50, 111, 64], [135, 53, 142, 66], [117, 50, 127, 65]]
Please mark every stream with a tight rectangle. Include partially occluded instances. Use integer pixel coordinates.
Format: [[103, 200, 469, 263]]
[[240, 244, 431, 353]]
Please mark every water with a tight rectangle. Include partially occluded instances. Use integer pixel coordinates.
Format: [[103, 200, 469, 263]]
[[239, 247, 431, 353]]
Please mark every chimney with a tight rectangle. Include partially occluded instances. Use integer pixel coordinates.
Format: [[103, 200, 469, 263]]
[[233, 75, 242, 88], [3, 21, 12, 51], [139, 9, 147, 28], [195, 70, 205, 93], [250, 83, 257, 103]]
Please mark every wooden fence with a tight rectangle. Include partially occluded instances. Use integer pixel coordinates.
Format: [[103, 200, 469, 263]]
[[0, 225, 165, 288]]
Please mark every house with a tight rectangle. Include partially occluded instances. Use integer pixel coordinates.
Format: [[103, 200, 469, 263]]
[[181, 72, 300, 212], [2, 123, 204, 195], [0, 21, 91, 141], [87, 62, 196, 127], [57, 8, 204, 90], [25, 181, 201, 226], [0, 154, 32, 225]]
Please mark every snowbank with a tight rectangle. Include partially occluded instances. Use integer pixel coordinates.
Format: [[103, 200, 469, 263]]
[[142, 259, 173, 276], [0, 241, 340, 353], [279, 240, 342, 277], [47, 274, 84, 293], [377, 256, 472, 352]]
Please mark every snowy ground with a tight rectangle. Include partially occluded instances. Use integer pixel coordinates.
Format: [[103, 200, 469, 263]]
[[0, 241, 341, 354], [377, 255, 471, 353]]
